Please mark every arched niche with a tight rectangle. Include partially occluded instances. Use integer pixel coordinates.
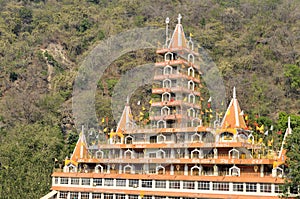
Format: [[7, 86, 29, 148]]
[[188, 93, 195, 103], [162, 92, 171, 102], [229, 148, 240, 159], [163, 79, 172, 88], [156, 165, 165, 175], [163, 65, 173, 75], [124, 165, 133, 174], [124, 149, 134, 159], [161, 106, 170, 116], [191, 133, 202, 143], [192, 118, 202, 127], [95, 164, 103, 173], [229, 165, 240, 176], [188, 53, 194, 63], [188, 67, 195, 77], [164, 52, 174, 61], [220, 132, 234, 142], [157, 120, 166, 128], [125, 135, 134, 144], [188, 108, 195, 117], [156, 149, 166, 158], [96, 150, 104, 159], [191, 165, 202, 176], [191, 149, 201, 158], [188, 80, 195, 90], [157, 134, 166, 143]]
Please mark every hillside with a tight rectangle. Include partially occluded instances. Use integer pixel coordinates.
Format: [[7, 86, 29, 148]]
[[0, 0, 299, 198]]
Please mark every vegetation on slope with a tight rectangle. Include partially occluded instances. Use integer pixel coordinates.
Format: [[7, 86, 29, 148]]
[[0, 0, 299, 198]]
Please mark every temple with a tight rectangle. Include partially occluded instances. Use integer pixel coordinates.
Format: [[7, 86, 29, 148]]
[[42, 14, 296, 199]]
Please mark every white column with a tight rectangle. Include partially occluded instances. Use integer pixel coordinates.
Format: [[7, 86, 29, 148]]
[[119, 149, 123, 159], [213, 148, 218, 159], [89, 192, 92, 199], [184, 164, 188, 175], [101, 193, 104, 199], [119, 164, 122, 174], [257, 183, 260, 193], [260, 165, 264, 177], [107, 165, 110, 174], [67, 192, 70, 199], [170, 164, 174, 175], [229, 182, 233, 192], [184, 148, 189, 159], [78, 192, 81, 199], [271, 184, 275, 194], [171, 148, 175, 158]]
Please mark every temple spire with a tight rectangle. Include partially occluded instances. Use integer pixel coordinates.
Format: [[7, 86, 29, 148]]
[[221, 87, 246, 129], [177, 13, 182, 24]]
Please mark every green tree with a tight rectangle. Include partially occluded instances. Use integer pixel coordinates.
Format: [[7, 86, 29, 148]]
[[283, 114, 300, 197]]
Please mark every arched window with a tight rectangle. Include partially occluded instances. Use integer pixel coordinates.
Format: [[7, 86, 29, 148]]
[[192, 118, 202, 127], [191, 133, 202, 142], [188, 54, 194, 63], [125, 135, 134, 144], [188, 108, 195, 117], [156, 149, 166, 159], [188, 94, 195, 103], [163, 79, 172, 88], [124, 165, 133, 174], [96, 150, 104, 159], [229, 148, 240, 159], [161, 106, 170, 116], [157, 120, 166, 128], [163, 65, 173, 75], [157, 134, 166, 143], [124, 149, 134, 159], [229, 165, 240, 176], [191, 149, 201, 158], [188, 80, 195, 90], [162, 92, 171, 102], [156, 165, 165, 175], [188, 67, 195, 77], [191, 165, 202, 176], [95, 164, 103, 173], [164, 52, 174, 61]]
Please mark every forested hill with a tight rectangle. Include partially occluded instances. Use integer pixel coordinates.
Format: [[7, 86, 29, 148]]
[[0, 0, 299, 198]]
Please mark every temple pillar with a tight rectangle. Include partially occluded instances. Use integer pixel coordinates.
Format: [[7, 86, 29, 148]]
[[170, 164, 174, 175], [260, 165, 264, 177], [184, 164, 188, 175]]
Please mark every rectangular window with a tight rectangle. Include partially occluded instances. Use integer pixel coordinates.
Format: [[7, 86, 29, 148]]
[[81, 192, 89, 199], [149, 153, 156, 158], [274, 184, 283, 193], [92, 193, 101, 199], [93, 178, 102, 186], [213, 182, 229, 191], [115, 194, 126, 199], [60, 177, 68, 184], [116, 179, 126, 187], [198, 181, 210, 190], [54, 177, 59, 184], [154, 196, 166, 199], [70, 192, 78, 198], [183, 181, 195, 189], [104, 178, 114, 186], [142, 196, 152, 199], [129, 179, 139, 188], [168, 197, 181, 199], [128, 195, 139, 199], [82, 178, 90, 186], [71, 178, 79, 185], [246, 183, 257, 192], [260, 184, 272, 193], [169, 180, 180, 189], [155, 180, 166, 188], [58, 191, 68, 199], [233, 183, 243, 192], [142, 179, 152, 188], [103, 193, 113, 199]]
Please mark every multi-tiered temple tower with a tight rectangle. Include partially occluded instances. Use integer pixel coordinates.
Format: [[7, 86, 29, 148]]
[[42, 14, 296, 199]]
